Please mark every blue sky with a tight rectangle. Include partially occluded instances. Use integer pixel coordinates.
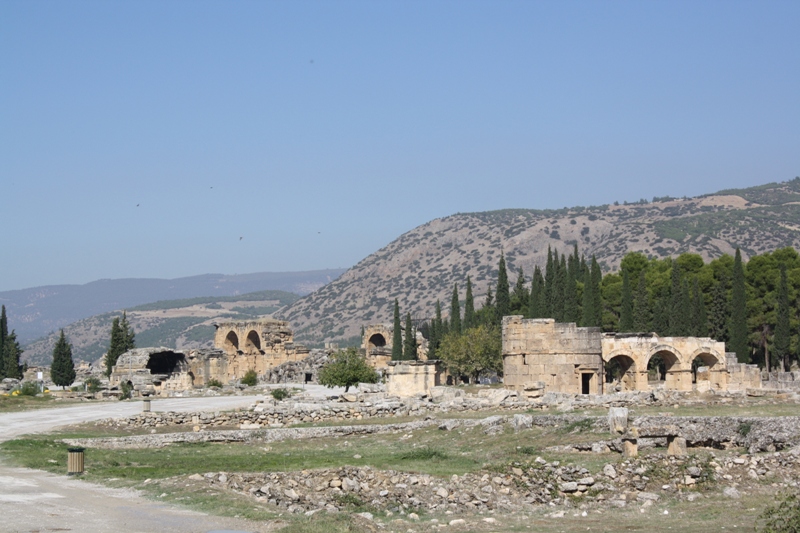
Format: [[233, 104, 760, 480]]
[[1, 1, 798, 292]]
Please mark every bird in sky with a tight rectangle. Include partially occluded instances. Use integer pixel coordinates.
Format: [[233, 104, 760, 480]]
[[136, 204, 139, 207], [239, 236, 243, 241]]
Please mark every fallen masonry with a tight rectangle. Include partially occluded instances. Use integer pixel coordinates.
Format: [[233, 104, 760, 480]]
[[182, 447, 800, 515]]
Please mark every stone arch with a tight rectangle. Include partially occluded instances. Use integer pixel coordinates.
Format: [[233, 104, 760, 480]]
[[604, 354, 638, 392], [368, 333, 387, 352], [224, 331, 239, 354], [646, 346, 686, 390], [245, 330, 262, 354], [689, 347, 725, 390]]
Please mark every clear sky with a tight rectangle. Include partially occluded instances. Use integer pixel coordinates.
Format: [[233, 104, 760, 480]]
[[1, 1, 798, 292]]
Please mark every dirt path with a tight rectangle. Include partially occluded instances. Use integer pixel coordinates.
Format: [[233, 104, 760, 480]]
[[0, 394, 300, 533]]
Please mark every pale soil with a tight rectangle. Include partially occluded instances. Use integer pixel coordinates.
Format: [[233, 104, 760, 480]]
[[0, 394, 301, 533]]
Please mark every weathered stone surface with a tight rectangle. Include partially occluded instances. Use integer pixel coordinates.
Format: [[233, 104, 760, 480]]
[[608, 407, 629, 434], [668, 436, 688, 456]]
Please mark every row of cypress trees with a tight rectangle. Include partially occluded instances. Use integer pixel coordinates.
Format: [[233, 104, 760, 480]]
[[104, 312, 136, 376], [390, 299, 417, 361]]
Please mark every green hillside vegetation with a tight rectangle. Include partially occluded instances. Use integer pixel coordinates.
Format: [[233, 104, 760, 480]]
[[278, 177, 800, 345]]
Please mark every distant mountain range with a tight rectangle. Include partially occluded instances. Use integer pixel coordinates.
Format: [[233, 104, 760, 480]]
[[1, 269, 345, 344], [277, 178, 800, 345]]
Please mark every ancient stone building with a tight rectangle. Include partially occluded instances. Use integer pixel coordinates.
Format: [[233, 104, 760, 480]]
[[110, 319, 309, 394], [362, 323, 428, 369], [502, 316, 762, 396], [385, 360, 444, 397]]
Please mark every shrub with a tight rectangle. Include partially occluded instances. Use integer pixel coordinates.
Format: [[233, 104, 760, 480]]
[[85, 377, 102, 393], [119, 381, 133, 400], [517, 446, 537, 456], [17, 382, 39, 396], [738, 421, 753, 437], [207, 378, 223, 388], [758, 490, 800, 533], [399, 447, 448, 461], [241, 370, 258, 387], [270, 388, 292, 401]]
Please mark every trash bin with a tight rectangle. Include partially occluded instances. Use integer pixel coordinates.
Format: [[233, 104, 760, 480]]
[[67, 447, 84, 475], [142, 399, 151, 412]]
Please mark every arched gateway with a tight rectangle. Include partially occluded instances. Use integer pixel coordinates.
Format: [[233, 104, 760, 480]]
[[501, 316, 750, 396]]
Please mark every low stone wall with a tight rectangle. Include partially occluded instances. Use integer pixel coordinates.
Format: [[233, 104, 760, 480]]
[[762, 371, 800, 390], [191, 449, 800, 515], [63, 419, 438, 449]]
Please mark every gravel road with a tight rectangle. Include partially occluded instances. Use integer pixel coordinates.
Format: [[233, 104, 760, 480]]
[[0, 392, 338, 533]]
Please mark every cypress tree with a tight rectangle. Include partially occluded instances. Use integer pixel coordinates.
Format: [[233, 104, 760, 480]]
[[729, 249, 749, 363], [120, 311, 136, 352], [391, 300, 403, 360], [619, 269, 634, 332], [51, 329, 76, 389], [429, 300, 443, 359], [450, 283, 462, 335], [590, 256, 603, 327], [582, 268, 594, 327], [679, 278, 692, 336], [552, 255, 567, 322], [511, 267, 529, 314], [105, 317, 124, 376], [464, 277, 475, 330], [709, 277, 729, 342], [481, 287, 495, 327], [543, 247, 555, 317], [633, 270, 650, 331], [563, 262, 579, 324], [0, 305, 7, 379], [403, 312, 417, 360], [668, 263, 683, 336], [652, 295, 669, 335], [2, 330, 23, 380], [495, 253, 510, 321], [774, 265, 791, 370], [529, 266, 545, 318], [691, 277, 709, 337]]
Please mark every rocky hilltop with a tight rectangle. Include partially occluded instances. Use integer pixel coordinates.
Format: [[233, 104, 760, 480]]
[[278, 178, 800, 345]]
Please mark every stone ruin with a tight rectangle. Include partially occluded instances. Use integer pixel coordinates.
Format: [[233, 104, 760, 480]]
[[502, 316, 763, 398], [362, 323, 428, 369], [109, 319, 309, 394]]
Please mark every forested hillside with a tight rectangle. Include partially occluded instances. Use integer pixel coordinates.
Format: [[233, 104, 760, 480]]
[[278, 178, 800, 345]]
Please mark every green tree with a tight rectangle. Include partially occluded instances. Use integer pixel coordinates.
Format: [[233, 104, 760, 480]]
[[582, 256, 602, 327], [633, 270, 650, 331], [391, 299, 403, 361], [2, 330, 23, 380], [428, 300, 443, 359], [510, 267, 529, 315], [774, 265, 791, 370], [120, 311, 136, 352], [437, 324, 502, 384], [50, 330, 76, 389], [529, 266, 545, 318], [544, 247, 555, 317], [477, 287, 495, 326], [0, 305, 7, 379], [464, 277, 476, 330], [105, 317, 124, 376], [564, 255, 580, 324], [729, 249, 750, 362], [403, 312, 417, 360], [319, 347, 380, 392], [619, 269, 634, 332], [450, 283, 462, 335], [552, 254, 566, 321], [691, 277, 709, 337], [709, 277, 729, 342], [495, 253, 510, 322]]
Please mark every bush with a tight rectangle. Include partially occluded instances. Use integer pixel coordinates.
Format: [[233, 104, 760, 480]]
[[399, 447, 448, 461], [85, 377, 102, 393], [738, 421, 753, 437], [207, 378, 223, 388], [758, 490, 800, 533], [270, 388, 292, 401], [241, 370, 258, 387], [119, 381, 133, 400], [17, 382, 39, 396]]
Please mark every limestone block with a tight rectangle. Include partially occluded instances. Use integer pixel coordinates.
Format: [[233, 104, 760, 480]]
[[622, 439, 638, 458], [667, 437, 687, 457], [608, 407, 629, 434]]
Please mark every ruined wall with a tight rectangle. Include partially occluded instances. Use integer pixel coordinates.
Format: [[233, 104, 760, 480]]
[[362, 324, 429, 369], [385, 360, 443, 397], [212, 319, 309, 380], [502, 316, 603, 395]]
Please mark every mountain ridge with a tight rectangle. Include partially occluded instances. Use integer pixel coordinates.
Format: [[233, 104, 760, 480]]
[[276, 178, 800, 345]]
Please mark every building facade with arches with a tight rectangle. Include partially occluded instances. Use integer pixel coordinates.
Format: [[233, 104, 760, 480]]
[[502, 316, 761, 396]]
